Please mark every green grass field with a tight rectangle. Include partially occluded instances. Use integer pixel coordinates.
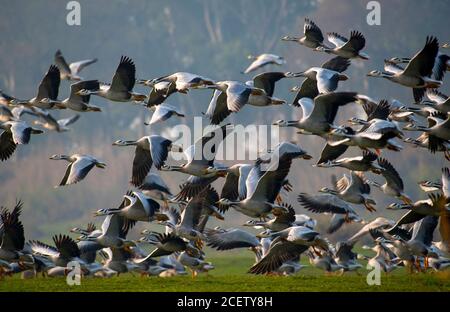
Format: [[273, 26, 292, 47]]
[[1, 252, 450, 292]]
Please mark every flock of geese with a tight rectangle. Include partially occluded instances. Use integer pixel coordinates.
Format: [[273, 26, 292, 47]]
[[1, 18, 450, 280]]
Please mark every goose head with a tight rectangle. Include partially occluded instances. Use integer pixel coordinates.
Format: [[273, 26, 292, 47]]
[[112, 139, 137, 146], [273, 119, 289, 127], [386, 203, 409, 210], [76, 89, 93, 96], [49, 154, 70, 160], [367, 70, 384, 77], [388, 57, 410, 64], [319, 187, 338, 195], [281, 36, 298, 41], [93, 208, 111, 217]]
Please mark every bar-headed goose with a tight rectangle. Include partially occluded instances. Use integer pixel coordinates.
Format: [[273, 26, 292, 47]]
[[405, 112, 450, 154], [249, 226, 329, 274], [33, 109, 80, 132], [136, 80, 177, 107], [54, 50, 97, 81], [386, 193, 449, 233], [178, 250, 214, 278], [50, 154, 106, 187], [13, 65, 63, 110], [205, 227, 259, 251], [30, 234, 82, 267], [242, 54, 286, 74], [293, 66, 349, 94], [243, 203, 297, 232], [422, 89, 450, 114], [368, 157, 412, 204], [60, 80, 101, 112], [205, 79, 285, 125], [94, 191, 166, 223], [0, 120, 43, 161], [81, 211, 136, 249], [368, 37, 441, 102], [138, 172, 173, 204], [78, 56, 146, 102], [329, 118, 403, 153], [145, 103, 184, 125], [316, 150, 383, 173], [113, 134, 181, 186], [162, 124, 232, 177], [136, 233, 200, 273], [273, 92, 362, 137], [297, 192, 361, 219], [0, 201, 30, 263], [317, 31, 369, 60], [281, 18, 328, 50], [149, 72, 215, 94], [291, 57, 351, 105], [319, 171, 376, 212], [216, 154, 300, 219]]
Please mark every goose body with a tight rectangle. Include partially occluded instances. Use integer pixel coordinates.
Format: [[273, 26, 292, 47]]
[[50, 153, 106, 186]]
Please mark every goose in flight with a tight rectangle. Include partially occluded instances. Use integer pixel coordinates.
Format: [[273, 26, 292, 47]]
[[367, 157, 413, 204], [12, 65, 63, 110], [293, 66, 349, 94], [273, 92, 363, 137], [243, 203, 298, 232], [77, 56, 146, 102], [138, 172, 173, 204], [328, 118, 404, 153], [386, 193, 449, 233], [321, 123, 397, 166], [389, 48, 449, 81], [94, 191, 166, 223], [217, 153, 305, 219], [0, 201, 30, 263], [205, 227, 259, 251], [205, 78, 286, 125], [137, 80, 177, 107], [164, 187, 223, 242], [281, 18, 328, 50], [50, 154, 106, 187], [403, 112, 450, 154], [54, 50, 97, 81], [316, 150, 383, 173], [29, 234, 82, 267], [148, 72, 215, 94], [316, 31, 369, 60], [113, 134, 181, 186], [0, 120, 43, 161], [249, 226, 329, 274], [162, 124, 232, 177], [291, 56, 351, 106], [242, 53, 286, 74], [145, 103, 184, 125], [81, 209, 136, 249], [297, 193, 361, 220], [368, 37, 441, 102], [421, 89, 450, 114], [59, 80, 101, 112], [136, 232, 199, 261], [319, 171, 376, 212], [33, 109, 80, 132]]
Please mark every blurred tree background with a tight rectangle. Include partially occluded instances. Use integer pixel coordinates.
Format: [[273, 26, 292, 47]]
[[0, 0, 449, 241]]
